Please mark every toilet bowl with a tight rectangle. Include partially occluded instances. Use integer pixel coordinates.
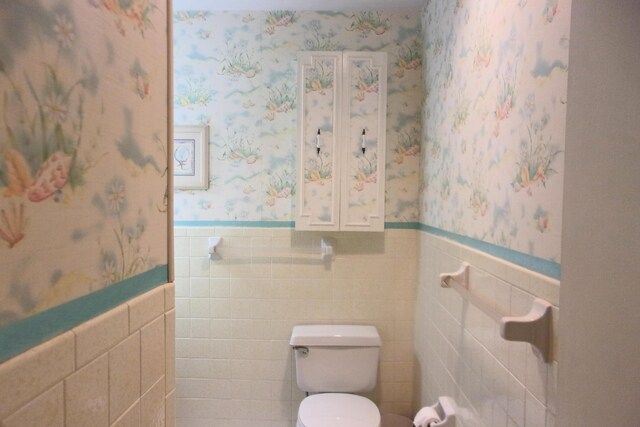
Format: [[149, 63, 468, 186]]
[[290, 325, 383, 427], [296, 393, 381, 427]]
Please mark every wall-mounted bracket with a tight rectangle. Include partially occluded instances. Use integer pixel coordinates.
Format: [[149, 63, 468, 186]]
[[208, 237, 222, 260], [440, 263, 470, 289], [500, 298, 553, 363], [320, 238, 335, 261]]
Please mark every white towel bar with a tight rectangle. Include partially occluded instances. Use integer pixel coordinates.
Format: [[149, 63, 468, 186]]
[[208, 237, 335, 262], [440, 263, 553, 363]]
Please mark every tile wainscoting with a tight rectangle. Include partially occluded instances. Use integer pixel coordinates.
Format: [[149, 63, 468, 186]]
[[175, 225, 560, 427], [174, 226, 418, 427], [415, 232, 560, 427], [0, 284, 176, 427]]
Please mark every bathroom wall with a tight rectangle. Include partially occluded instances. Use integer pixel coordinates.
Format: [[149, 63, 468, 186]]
[[171, 10, 424, 426], [174, 226, 417, 426], [413, 1, 571, 426], [170, 3, 574, 427], [420, 0, 571, 266], [558, 0, 640, 424], [415, 234, 560, 426], [0, 284, 176, 427], [0, 4, 173, 426], [173, 10, 423, 223], [0, 0, 169, 349]]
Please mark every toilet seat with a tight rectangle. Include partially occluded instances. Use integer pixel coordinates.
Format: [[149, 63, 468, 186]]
[[297, 393, 381, 427]]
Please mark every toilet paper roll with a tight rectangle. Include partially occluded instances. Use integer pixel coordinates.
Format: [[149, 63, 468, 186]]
[[413, 406, 441, 427]]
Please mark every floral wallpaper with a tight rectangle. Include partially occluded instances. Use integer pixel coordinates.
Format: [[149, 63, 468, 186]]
[[0, 0, 168, 326], [420, 0, 571, 262], [173, 10, 423, 223]]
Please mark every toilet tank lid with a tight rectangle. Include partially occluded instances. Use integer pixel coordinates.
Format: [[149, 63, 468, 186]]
[[290, 325, 381, 347]]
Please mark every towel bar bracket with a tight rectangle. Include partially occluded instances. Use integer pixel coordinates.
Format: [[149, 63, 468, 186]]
[[440, 263, 553, 363]]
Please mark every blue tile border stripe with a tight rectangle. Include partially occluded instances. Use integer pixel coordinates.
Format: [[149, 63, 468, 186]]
[[0, 264, 168, 362], [417, 224, 561, 279], [384, 221, 420, 229], [174, 220, 419, 229], [174, 220, 295, 228], [174, 220, 559, 278]]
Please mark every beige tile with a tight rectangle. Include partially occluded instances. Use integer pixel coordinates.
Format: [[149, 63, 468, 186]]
[[189, 237, 209, 257], [525, 346, 549, 405], [164, 283, 175, 310], [270, 228, 292, 238], [109, 332, 141, 423], [129, 286, 165, 332], [165, 310, 176, 393], [506, 372, 526, 427], [186, 227, 216, 237], [525, 391, 546, 427], [173, 258, 189, 278], [1, 383, 64, 427], [173, 236, 190, 257], [74, 304, 128, 368], [65, 354, 108, 427], [0, 331, 74, 420], [174, 278, 189, 298], [173, 227, 187, 237], [546, 411, 556, 427], [244, 227, 272, 237], [546, 361, 558, 416], [141, 315, 165, 393], [140, 377, 165, 427], [111, 401, 140, 427], [165, 390, 175, 427], [190, 257, 210, 278], [190, 277, 209, 298]]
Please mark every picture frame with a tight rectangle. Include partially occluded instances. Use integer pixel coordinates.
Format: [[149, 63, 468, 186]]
[[173, 125, 209, 190]]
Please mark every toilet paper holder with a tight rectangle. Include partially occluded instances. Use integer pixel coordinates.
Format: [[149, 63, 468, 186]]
[[430, 396, 456, 426], [414, 396, 456, 427]]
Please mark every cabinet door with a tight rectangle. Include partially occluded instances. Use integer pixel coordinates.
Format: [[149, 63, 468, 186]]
[[296, 52, 342, 231], [340, 52, 387, 231]]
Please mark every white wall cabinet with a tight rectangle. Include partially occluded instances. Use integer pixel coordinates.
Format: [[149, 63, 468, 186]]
[[296, 51, 387, 232]]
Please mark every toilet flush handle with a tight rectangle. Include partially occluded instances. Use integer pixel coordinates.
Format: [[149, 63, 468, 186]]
[[293, 346, 309, 357]]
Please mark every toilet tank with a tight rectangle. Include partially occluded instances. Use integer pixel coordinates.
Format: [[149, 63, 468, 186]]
[[290, 325, 381, 393]]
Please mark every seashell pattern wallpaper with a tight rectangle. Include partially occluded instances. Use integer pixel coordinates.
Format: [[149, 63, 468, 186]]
[[420, 0, 571, 263], [174, 1, 571, 265], [173, 10, 424, 223], [0, 0, 572, 329], [0, 0, 168, 327]]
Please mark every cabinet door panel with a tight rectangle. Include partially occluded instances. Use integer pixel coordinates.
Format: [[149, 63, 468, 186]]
[[340, 52, 387, 231], [296, 52, 342, 231]]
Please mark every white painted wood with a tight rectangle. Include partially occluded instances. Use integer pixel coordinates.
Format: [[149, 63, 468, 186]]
[[296, 51, 387, 232], [296, 52, 342, 231], [340, 52, 387, 232]]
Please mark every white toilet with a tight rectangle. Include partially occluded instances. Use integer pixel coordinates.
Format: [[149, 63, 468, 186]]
[[290, 324, 382, 427]]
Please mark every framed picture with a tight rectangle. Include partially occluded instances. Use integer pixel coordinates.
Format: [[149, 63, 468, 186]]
[[173, 125, 209, 190]]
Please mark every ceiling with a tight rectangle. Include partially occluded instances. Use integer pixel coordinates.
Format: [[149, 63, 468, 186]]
[[173, 0, 425, 11]]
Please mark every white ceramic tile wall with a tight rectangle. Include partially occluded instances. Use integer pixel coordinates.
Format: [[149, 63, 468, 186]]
[[0, 283, 176, 427], [174, 227, 418, 427], [414, 233, 560, 427]]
